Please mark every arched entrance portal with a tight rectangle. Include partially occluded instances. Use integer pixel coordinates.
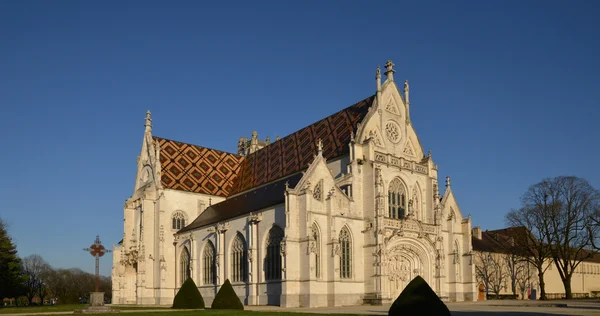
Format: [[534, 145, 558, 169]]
[[384, 236, 435, 300], [386, 252, 422, 299]]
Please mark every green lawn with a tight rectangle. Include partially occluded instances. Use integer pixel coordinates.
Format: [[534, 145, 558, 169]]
[[0, 304, 169, 314]]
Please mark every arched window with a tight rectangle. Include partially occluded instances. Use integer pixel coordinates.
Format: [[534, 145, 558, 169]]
[[388, 178, 406, 219], [180, 247, 191, 286], [203, 241, 216, 285], [339, 227, 352, 279], [231, 233, 247, 283], [172, 211, 186, 230], [311, 223, 321, 278], [265, 226, 284, 281]]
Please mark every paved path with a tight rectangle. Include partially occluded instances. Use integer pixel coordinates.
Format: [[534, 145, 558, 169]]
[[2, 300, 599, 316], [246, 299, 600, 316]]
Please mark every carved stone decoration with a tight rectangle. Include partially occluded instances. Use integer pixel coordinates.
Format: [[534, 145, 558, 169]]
[[327, 187, 336, 199], [367, 129, 383, 146], [331, 237, 340, 257], [403, 141, 414, 156], [159, 225, 164, 242], [313, 180, 322, 201], [248, 249, 253, 263], [159, 255, 167, 271], [385, 121, 401, 143], [280, 238, 287, 256], [386, 99, 398, 114]]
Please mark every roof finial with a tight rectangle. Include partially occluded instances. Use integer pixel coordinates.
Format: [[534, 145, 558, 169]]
[[145, 110, 152, 132], [404, 80, 410, 103], [376, 66, 381, 92], [446, 176, 451, 188], [428, 150, 432, 158], [317, 138, 323, 156], [385, 60, 395, 82]]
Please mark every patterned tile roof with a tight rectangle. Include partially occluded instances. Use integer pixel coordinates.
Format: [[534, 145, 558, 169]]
[[155, 94, 375, 198], [229, 95, 375, 195], [154, 137, 244, 197]]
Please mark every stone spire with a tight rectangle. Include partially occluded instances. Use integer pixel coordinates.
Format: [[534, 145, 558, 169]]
[[384, 60, 395, 82], [446, 176, 451, 188], [376, 66, 381, 92], [404, 80, 411, 124], [144, 110, 152, 133], [316, 139, 323, 156], [404, 80, 410, 104]]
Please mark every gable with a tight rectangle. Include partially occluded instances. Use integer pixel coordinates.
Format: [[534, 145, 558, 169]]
[[155, 137, 244, 197]]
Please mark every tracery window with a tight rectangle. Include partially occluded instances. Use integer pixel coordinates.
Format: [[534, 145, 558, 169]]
[[180, 247, 191, 286], [265, 226, 284, 281], [172, 211, 186, 230], [388, 178, 406, 219], [339, 227, 352, 279], [311, 223, 321, 278], [203, 241, 216, 285], [231, 233, 247, 283]]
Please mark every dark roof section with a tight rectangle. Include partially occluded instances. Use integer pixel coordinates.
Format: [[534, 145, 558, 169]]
[[178, 172, 304, 233], [154, 137, 245, 197], [229, 95, 375, 195]]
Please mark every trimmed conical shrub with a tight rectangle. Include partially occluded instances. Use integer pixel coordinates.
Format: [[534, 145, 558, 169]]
[[211, 279, 244, 310], [388, 275, 450, 316], [172, 277, 205, 309]]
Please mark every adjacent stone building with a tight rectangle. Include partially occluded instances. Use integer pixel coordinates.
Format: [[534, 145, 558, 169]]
[[111, 60, 478, 306], [472, 227, 600, 300]]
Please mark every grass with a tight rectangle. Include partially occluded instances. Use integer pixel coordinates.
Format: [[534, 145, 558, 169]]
[[0, 304, 170, 314], [0, 308, 367, 316]]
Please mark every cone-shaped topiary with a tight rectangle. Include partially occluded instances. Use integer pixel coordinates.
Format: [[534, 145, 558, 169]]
[[211, 279, 244, 310], [172, 277, 205, 309], [388, 275, 450, 316]]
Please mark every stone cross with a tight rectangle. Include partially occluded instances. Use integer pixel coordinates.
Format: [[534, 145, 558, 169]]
[[83, 235, 112, 292]]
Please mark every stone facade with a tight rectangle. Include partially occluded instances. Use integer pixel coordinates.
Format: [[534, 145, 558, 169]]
[[111, 60, 478, 306], [472, 227, 600, 300]]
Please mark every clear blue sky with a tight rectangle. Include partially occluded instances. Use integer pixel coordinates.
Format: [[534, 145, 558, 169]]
[[1, 1, 598, 277]]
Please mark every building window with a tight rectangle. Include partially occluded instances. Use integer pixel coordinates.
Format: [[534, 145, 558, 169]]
[[203, 241, 216, 285], [311, 223, 321, 278], [172, 212, 186, 230], [180, 247, 191, 286], [388, 178, 406, 219], [231, 233, 247, 283], [339, 227, 352, 279], [265, 225, 284, 281]]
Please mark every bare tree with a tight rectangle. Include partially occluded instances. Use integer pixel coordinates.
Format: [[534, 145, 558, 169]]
[[21, 254, 51, 304], [515, 260, 535, 300], [520, 176, 600, 299], [588, 208, 600, 251], [506, 205, 555, 299], [475, 251, 507, 299], [504, 252, 526, 297]]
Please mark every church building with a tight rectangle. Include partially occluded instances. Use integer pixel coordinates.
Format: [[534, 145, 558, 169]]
[[111, 60, 478, 307]]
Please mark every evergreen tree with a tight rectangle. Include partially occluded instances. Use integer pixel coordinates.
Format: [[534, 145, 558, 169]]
[[172, 278, 205, 309], [211, 279, 243, 310], [0, 218, 25, 301]]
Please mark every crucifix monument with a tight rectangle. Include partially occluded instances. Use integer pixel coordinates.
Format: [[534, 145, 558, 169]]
[[75, 235, 118, 314]]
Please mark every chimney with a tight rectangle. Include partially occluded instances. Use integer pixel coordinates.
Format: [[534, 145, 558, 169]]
[[472, 226, 482, 240]]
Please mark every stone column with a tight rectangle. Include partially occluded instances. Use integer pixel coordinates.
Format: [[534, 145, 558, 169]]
[[248, 213, 262, 305]]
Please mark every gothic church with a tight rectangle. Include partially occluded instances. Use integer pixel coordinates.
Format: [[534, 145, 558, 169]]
[[111, 60, 477, 307]]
